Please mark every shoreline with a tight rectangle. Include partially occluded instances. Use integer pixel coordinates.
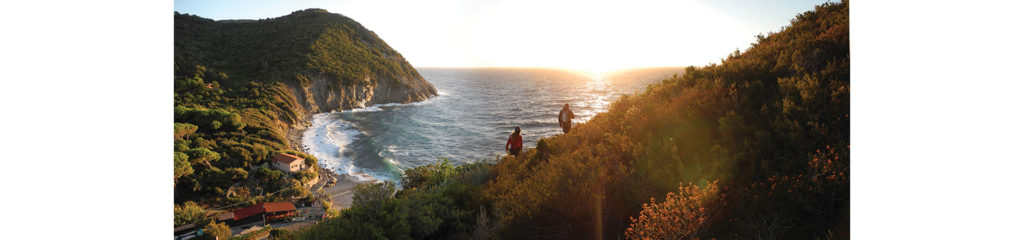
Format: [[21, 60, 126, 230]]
[[286, 114, 367, 211], [286, 96, 441, 210]]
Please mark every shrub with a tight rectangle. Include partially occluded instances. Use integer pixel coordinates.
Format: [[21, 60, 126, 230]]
[[625, 181, 722, 240], [198, 222, 230, 240], [174, 123, 199, 139], [173, 201, 207, 226], [353, 181, 397, 213], [401, 158, 455, 189]]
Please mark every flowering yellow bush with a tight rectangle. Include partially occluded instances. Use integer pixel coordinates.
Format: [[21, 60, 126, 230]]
[[626, 181, 722, 240]]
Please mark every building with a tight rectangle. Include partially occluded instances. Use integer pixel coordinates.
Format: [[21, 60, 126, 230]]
[[215, 211, 235, 225], [271, 153, 306, 173], [262, 202, 298, 221], [232, 201, 298, 225]]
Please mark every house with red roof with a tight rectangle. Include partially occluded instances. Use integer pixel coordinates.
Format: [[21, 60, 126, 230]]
[[232, 201, 298, 225], [271, 153, 306, 173]]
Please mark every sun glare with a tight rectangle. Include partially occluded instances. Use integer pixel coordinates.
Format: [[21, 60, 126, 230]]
[[328, 0, 750, 71]]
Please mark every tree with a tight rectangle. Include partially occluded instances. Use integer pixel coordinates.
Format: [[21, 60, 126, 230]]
[[174, 123, 199, 139], [174, 201, 207, 226], [225, 167, 249, 181], [186, 147, 221, 167], [198, 222, 230, 240], [174, 152, 194, 182], [254, 167, 285, 191]]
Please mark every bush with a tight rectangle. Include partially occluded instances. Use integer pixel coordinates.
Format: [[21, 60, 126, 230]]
[[625, 181, 723, 240], [401, 158, 454, 189], [197, 222, 230, 240], [173, 201, 207, 226], [174, 123, 199, 139], [299, 160, 489, 239], [353, 181, 397, 213]]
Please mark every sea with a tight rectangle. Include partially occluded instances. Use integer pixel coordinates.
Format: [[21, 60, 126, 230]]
[[301, 67, 684, 184]]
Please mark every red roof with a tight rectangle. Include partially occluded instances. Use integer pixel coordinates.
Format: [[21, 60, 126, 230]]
[[233, 204, 266, 221], [232, 201, 298, 221], [272, 153, 304, 165], [263, 202, 297, 212]]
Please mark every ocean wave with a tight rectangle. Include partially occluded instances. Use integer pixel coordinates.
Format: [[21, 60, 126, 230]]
[[302, 113, 379, 183], [347, 106, 384, 113], [343, 95, 446, 113]]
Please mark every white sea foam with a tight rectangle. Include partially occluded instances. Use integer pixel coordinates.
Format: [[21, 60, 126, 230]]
[[347, 106, 384, 113], [302, 113, 378, 183]]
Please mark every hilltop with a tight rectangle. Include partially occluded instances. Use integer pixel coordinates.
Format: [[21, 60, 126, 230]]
[[175, 8, 437, 114]]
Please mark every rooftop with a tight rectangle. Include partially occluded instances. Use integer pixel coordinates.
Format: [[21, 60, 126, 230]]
[[232, 201, 298, 221], [263, 201, 297, 213], [272, 153, 304, 165]]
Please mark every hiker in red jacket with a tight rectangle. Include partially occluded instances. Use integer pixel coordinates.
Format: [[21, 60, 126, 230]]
[[505, 127, 523, 157]]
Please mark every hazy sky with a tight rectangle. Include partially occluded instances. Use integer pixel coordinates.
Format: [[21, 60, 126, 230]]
[[175, 0, 834, 74]]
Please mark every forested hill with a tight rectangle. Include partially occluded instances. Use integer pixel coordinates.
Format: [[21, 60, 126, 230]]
[[172, 9, 434, 213], [298, 1, 849, 239], [175, 8, 437, 113]]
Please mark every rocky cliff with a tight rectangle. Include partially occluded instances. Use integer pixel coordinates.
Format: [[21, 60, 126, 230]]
[[174, 9, 437, 116]]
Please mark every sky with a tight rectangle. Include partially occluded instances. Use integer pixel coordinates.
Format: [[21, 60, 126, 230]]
[[174, 0, 835, 74]]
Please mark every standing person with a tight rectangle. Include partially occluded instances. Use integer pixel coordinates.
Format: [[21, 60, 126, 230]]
[[558, 103, 575, 134], [505, 127, 523, 157]]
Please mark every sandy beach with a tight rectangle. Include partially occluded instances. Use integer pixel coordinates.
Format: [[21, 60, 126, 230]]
[[289, 118, 366, 211]]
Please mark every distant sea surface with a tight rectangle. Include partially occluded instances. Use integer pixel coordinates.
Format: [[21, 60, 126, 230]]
[[302, 67, 683, 183]]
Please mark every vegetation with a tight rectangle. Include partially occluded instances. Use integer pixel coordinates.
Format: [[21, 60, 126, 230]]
[[297, 1, 848, 239], [173, 201, 209, 226], [232, 226, 273, 240], [625, 181, 723, 240], [298, 159, 493, 239], [175, 8, 425, 89], [197, 222, 232, 240], [483, 1, 849, 238], [174, 45, 316, 216], [174, 8, 439, 218]]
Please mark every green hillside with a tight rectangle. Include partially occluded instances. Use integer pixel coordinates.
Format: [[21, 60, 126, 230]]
[[175, 9, 436, 113], [176, 8, 423, 88], [297, 1, 849, 239], [173, 9, 437, 223]]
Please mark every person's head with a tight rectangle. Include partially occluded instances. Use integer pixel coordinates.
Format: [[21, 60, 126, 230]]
[[564, 103, 570, 109], [513, 126, 521, 135]]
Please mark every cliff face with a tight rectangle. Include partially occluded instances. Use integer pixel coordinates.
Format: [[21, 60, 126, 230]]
[[292, 72, 436, 113], [174, 9, 437, 117]]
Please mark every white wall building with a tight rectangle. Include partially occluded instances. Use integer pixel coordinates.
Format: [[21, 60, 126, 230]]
[[271, 153, 306, 173]]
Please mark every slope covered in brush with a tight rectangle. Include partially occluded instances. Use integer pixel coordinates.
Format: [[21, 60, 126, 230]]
[[484, 1, 849, 239]]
